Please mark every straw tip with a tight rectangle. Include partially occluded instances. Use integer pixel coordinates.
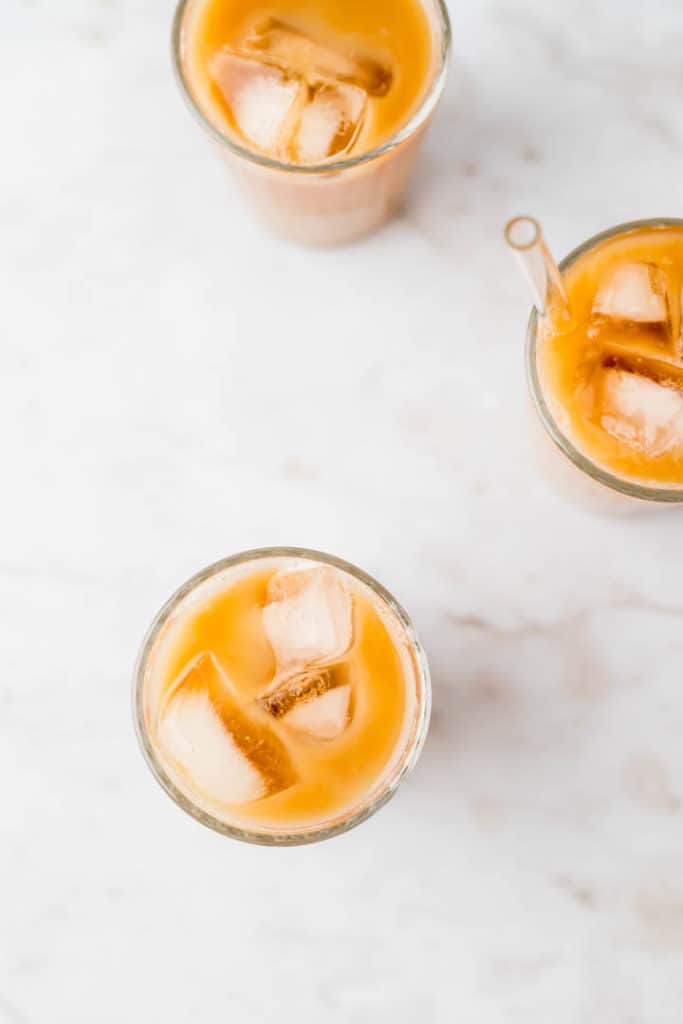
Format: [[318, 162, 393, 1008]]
[[505, 216, 541, 251]]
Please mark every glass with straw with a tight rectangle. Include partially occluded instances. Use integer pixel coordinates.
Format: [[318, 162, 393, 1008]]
[[506, 216, 683, 506]]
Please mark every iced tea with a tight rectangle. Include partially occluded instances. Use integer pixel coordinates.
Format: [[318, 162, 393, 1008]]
[[173, 0, 450, 242], [532, 221, 683, 499], [134, 550, 430, 842]]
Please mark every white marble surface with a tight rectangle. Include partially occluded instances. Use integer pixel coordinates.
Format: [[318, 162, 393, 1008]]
[[3, 0, 683, 1020]]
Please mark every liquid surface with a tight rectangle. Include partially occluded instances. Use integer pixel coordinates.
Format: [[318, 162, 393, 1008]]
[[181, 0, 436, 163], [537, 226, 683, 488], [143, 559, 417, 832]]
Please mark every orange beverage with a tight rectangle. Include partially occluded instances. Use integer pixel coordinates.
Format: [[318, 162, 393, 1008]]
[[172, 0, 450, 243], [134, 549, 430, 843], [530, 220, 683, 502]]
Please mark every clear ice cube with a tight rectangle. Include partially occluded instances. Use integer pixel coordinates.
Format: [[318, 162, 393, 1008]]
[[259, 663, 352, 741], [245, 17, 392, 97], [598, 366, 683, 455], [286, 686, 352, 740], [210, 18, 391, 162], [592, 263, 669, 325], [295, 81, 367, 162], [209, 50, 302, 154], [158, 652, 296, 804], [262, 567, 353, 671]]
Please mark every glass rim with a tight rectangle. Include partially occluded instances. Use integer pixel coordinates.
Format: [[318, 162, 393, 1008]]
[[171, 0, 452, 175], [527, 217, 683, 503], [132, 546, 432, 846]]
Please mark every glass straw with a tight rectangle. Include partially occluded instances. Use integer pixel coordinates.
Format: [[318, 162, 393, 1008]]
[[505, 216, 570, 318]]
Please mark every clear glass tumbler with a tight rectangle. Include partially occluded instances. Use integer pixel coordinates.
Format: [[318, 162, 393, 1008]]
[[133, 547, 431, 845], [171, 0, 451, 244], [527, 218, 683, 507]]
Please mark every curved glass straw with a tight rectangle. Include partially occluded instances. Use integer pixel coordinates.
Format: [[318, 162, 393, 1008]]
[[505, 216, 570, 318]]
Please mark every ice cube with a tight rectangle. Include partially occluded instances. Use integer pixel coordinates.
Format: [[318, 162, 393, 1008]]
[[262, 567, 353, 671], [159, 652, 296, 804], [286, 686, 352, 740], [598, 366, 683, 455], [211, 19, 390, 163], [295, 81, 367, 163], [259, 663, 352, 741], [593, 263, 669, 324], [246, 17, 392, 97], [209, 50, 303, 154]]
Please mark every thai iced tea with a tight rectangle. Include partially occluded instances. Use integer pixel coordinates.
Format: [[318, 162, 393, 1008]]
[[173, 0, 449, 242], [135, 551, 429, 841], [184, 0, 434, 163], [536, 223, 683, 493]]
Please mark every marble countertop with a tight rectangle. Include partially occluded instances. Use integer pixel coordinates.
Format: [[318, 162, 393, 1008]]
[[3, 0, 683, 1020]]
